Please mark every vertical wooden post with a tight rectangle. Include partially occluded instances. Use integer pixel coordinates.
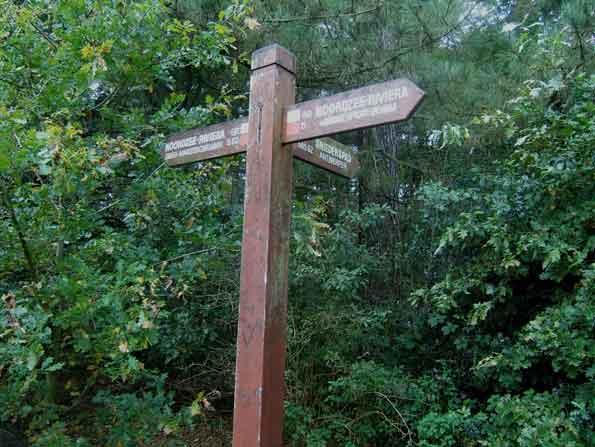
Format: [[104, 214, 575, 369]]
[[233, 45, 296, 447]]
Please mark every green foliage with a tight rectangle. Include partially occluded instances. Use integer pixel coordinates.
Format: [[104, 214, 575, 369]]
[[484, 391, 586, 446], [29, 422, 90, 447], [418, 390, 592, 446], [91, 376, 191, 446], [0, 0, 255, 444], [283, 20, 594, 447], [1, 0, 593, 445], [417, 407, 485, 447], [412, 69, 595, 445]]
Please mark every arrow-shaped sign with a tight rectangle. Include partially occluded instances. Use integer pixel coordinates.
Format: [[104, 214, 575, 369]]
[[162, 118, 249, 166], [163, 79, 424, 177], [161, 43, 427, 447], [295, 138, 359, 178], [164, 118, 359, 178], [283, 78, 425, 144]]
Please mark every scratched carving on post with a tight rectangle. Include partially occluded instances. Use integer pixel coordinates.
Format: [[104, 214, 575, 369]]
[[240, 318, 263, 347]]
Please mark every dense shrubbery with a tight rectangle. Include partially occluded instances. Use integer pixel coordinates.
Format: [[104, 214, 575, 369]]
[[0, 0, 252, 444], [411, 72, 595, 447], [282, 43, 595, 447], [1, 0, 593, 446]]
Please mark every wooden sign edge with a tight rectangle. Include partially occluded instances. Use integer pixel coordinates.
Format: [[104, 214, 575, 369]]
[[163, 119, 361, 177], [165, 143, 360, 178], [293, 138, 359, 179], [163, 145, 248, 167], [293, 154, 358, 179], [282, 78, 426, 144], [162, 117, 249, 167]]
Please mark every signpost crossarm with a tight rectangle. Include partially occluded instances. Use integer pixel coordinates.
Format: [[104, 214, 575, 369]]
[[283, 79, 425, 144], [160, 43, 425, 445], [233, 44, 296, 447]]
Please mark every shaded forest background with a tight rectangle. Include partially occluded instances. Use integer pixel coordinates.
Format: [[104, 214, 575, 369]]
[[0, 0, 594, 445]]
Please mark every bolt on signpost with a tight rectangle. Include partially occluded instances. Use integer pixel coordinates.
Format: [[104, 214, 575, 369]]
[[162, 44, 425, 447]]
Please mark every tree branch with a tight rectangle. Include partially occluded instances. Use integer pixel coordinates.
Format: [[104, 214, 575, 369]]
[[156, 247, 220, 265], [2, 184, 37, 279], [264, 3, 383, 24], [29, 21, 58, 50], [0, 77, 21, 88], [298, 2, 479, 88]]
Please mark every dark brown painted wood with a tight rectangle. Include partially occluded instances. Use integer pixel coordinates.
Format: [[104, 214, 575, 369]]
[[162, 118, 249, 166], [232, 45, 296, 447], [283, 78, 425, 144]]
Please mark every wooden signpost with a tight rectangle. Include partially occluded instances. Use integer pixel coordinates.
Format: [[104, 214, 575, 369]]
[[164, 117, 359, 178], [163, 44, 424, 447]]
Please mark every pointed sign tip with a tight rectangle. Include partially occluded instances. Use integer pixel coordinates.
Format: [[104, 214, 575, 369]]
[[283, 78, 426, 144]]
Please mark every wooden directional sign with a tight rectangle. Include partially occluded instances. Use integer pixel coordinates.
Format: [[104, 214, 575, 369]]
[[284, 78, 425, 144], [163, 118, 249, 166], [161, 44, 424, 447], [295, 138, 359, 178], [164, 118, 359, 178]]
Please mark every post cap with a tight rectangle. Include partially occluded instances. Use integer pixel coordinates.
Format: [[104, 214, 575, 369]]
[[251, 44, 296, 74]]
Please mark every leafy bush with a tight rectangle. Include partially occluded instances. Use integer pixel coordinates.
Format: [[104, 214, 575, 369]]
[[413, 71, 595, 445], [2, 1, 593, 445], [91, 376, 191, 447], [0, 0, 254, 443]]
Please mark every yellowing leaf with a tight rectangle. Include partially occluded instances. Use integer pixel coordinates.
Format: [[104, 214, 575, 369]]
[[99, 40, 113, 54], [81, 45, 95, 60], [65, 125, 82, 139], [190, 400, 202, 416], [96, 56, 107, 71], [244, 17, 261, 31], [215, 23, 229, 36]]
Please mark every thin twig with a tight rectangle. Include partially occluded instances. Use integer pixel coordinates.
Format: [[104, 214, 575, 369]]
[[90, 86, 120, 111], [299, 2, 479, 87], [375, 391, 414, 444], [379, 149, 431, 174], [94, 162, 165, 215], [264, 3, 383, 24], [143, 161, 166, 182], [12, 133, 22, 149], [95, 198, 122, 215], [29, 21, 58, 49], [2, 185, 37, 280], [156, 247, 219, 265]]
